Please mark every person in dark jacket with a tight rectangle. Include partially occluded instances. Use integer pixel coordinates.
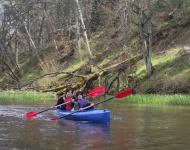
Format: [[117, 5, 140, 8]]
[[51, 87, 76, 111], [75, 91, 94, 111]]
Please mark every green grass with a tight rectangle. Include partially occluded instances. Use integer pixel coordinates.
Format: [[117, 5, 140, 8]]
[[0, 90, 54, 102], [114, 94, 190, 106], [136, 49, 179, 78], [2, 90, 189, 106], [135, 47, 190, 94], [64, 60, 85, 72]]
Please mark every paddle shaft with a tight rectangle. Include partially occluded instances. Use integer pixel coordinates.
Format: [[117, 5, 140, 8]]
[[37, 101, 71, 114]]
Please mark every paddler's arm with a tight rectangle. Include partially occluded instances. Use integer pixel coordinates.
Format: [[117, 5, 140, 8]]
[[51, 96, 63, 110]]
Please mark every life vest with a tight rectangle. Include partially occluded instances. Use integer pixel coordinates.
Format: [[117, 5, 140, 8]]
[[63, 96, 73, 111]]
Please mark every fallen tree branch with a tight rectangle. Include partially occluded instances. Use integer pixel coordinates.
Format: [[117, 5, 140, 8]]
[[24, 54, 143, 94]]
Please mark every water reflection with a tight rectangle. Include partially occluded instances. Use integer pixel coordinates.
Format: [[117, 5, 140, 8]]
[[54, 120, 111, 150]]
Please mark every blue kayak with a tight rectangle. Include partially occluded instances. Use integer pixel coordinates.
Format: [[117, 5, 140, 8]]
[[54, 109, 110, 123]]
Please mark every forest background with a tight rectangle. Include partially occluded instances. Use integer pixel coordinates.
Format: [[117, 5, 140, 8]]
[[0, 0, 190, 96]]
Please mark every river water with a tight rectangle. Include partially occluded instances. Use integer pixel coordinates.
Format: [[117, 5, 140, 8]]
[[1, 101, 190, 150]]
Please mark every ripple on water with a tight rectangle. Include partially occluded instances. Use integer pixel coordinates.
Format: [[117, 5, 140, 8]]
[[0, 105, 54, 121]]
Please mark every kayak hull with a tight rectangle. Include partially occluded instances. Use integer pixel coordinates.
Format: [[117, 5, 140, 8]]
[[54, 109, 110, 123]]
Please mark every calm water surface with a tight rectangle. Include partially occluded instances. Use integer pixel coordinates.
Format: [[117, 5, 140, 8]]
[[1, 101, 190, 150]]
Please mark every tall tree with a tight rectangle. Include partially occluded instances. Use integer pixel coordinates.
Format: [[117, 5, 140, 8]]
[[119, 0, 130, 57], [132, 0, 153, 77], [75, 0, 92, 59]]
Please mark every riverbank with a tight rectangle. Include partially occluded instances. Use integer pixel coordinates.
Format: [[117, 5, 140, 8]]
[[115, 94, 190, 106], [1, 91, 190, 106], [0, 90, 54, 102]]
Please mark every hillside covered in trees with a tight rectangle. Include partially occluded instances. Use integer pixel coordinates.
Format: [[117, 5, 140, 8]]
[[0, 0, 190, 95]]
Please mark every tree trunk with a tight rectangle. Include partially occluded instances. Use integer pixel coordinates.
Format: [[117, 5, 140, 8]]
[[24, 22, 42, 63], [44, 10, 58, 52], [76, 16, 82, 60], [38, 0, 47, 47], [75, 0, 92, 59], [119, 0, 130, 57], [14, 26, 20, 70], [134, 0, 153, 77], [146, 0, 153, 76]]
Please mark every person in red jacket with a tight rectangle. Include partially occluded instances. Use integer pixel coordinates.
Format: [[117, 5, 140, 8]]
[[51, 87, 76, 111]]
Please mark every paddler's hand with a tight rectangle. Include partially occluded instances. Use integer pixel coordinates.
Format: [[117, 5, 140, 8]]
[[51, 106, 56, 110], [71, 98, 76, 103], [79, 108, 84, 111]]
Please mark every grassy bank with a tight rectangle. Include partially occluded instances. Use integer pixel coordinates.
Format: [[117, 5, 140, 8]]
[[1, 91, 190, 106], [115, 94, 190, 106], [0, 91, 54, 102]]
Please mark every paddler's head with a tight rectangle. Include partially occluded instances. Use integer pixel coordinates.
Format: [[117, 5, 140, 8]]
[[76, 91, 83, 100], [65, 87, 74, 98]]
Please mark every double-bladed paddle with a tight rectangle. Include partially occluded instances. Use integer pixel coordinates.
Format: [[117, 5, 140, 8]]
[[23, 86, 105, 118], [51, 88, 132, 121]]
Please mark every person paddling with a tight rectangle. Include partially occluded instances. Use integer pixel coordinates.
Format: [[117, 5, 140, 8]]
[[51, 87, 76, 111], [75, 91, 94, 111]]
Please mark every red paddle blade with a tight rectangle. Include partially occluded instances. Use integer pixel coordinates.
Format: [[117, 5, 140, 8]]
[[114, 88, 132, 98], [23, 112, 38, 118], [87, 86, 105, 97], [50, 117, 60, 121]]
